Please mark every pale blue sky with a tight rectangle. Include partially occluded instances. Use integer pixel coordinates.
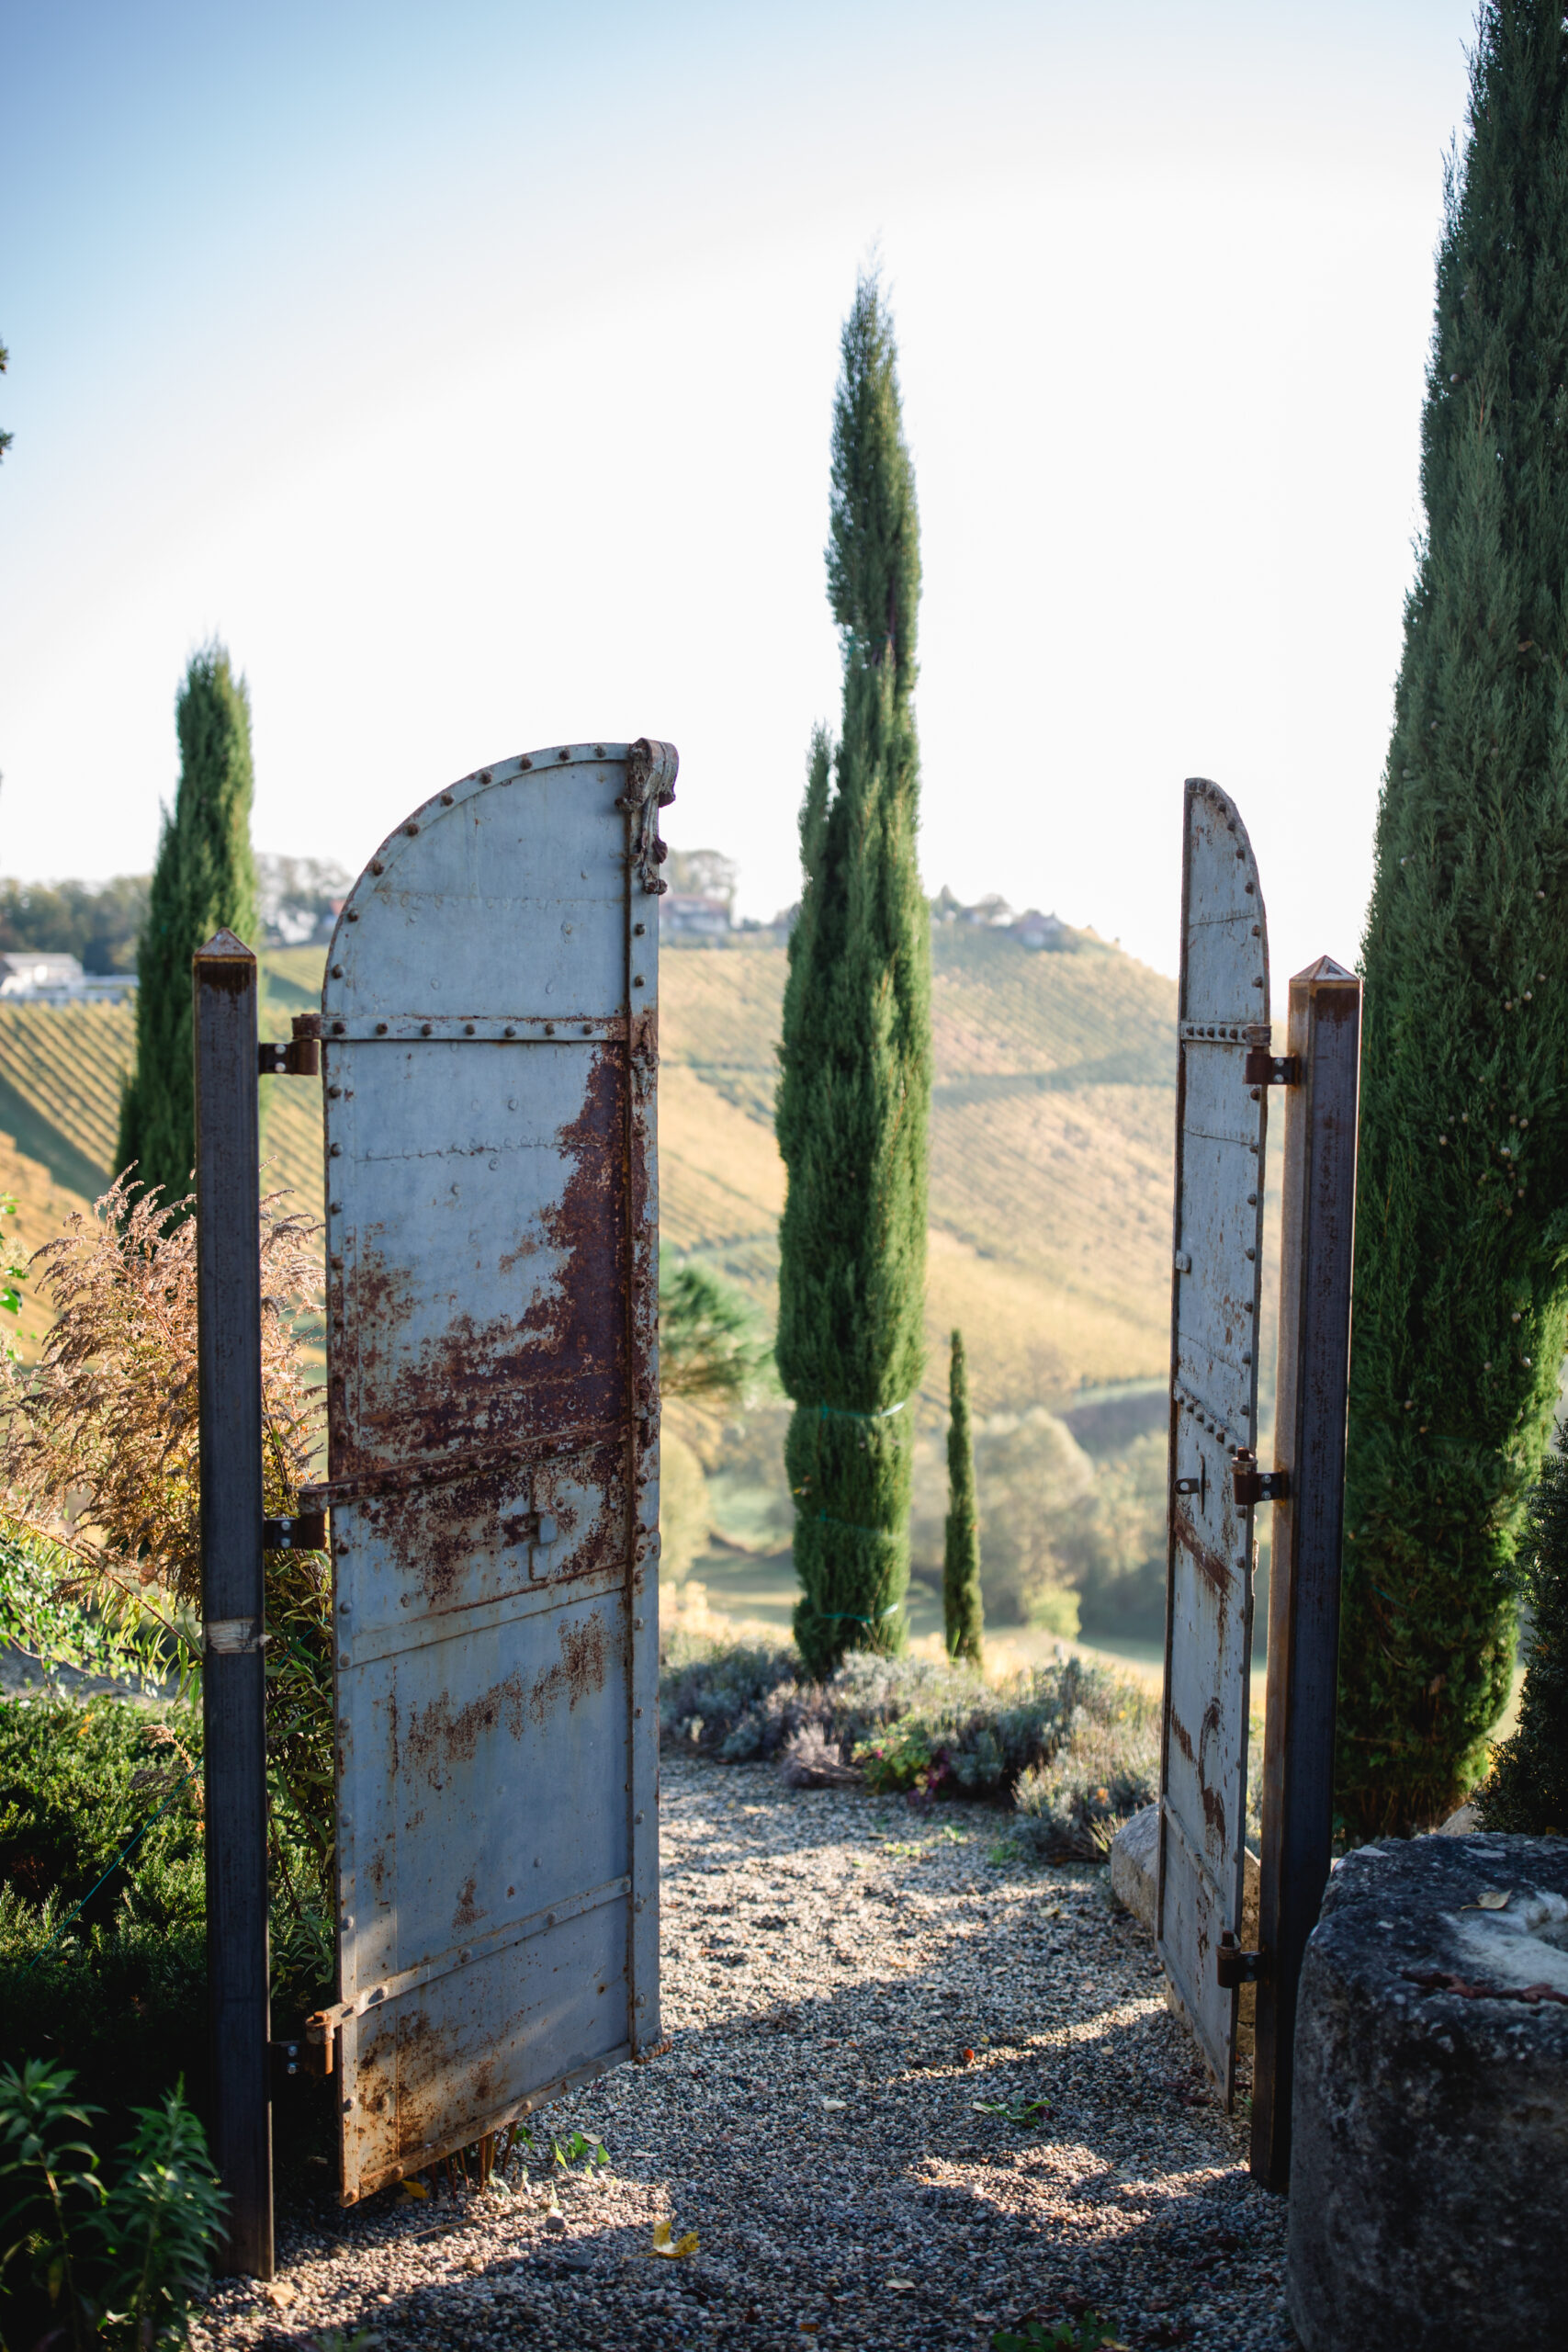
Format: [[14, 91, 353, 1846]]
[[2, 1, 1475, 981]]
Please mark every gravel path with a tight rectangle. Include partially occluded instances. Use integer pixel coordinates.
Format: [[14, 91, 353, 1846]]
[[192, 1758, 1295, 2351]]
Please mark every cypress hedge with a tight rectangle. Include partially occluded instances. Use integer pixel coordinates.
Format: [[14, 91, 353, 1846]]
[[943, 1329, 984, 1668], [118, 645, 258, 1213], [1339, 0, 1568, 1835], [1476, 1426, 1568, 1833], [776, 271, 931, 1679]]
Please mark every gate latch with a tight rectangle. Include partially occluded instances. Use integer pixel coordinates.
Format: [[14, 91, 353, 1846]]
[[1216, 1931, 1267, 1989], [1231, 1450, 1288, 1507], [263, 1511, 328, 1551], [1243, 1048, 1299, 1088]]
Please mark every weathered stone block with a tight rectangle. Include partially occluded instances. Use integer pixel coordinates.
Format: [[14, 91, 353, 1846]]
[[1288, 1832, 1568, 2350]]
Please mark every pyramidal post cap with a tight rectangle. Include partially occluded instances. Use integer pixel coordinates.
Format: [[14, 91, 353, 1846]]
[[1294, 955, 1356, 983], [194, 928, 255, 963]]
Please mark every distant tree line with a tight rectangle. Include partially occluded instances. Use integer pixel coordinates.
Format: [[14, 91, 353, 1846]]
[[0, 876, 150, 974]]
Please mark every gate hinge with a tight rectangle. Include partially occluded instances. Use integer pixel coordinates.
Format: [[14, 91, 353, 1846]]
[[1243, 1048, 1298, 1088], [263, 1510, 328, 1551], [259, 1016, 321, 1077], [1216, 1931, 1267, 1989], [1231, 1450, 1288, 1507], [271, 2027, 332, 2088]]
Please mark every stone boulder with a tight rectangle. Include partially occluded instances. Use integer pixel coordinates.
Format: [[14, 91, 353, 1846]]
[[1289, 1832, 1568, 2350], [1110, 1804, 1260, 2049]]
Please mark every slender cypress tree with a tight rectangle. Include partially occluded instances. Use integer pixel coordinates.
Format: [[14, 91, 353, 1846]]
[[776, 270, 931, 1680], [943, 1329, 984, 1668], [1475, 1426, 1568, 1832], [118, 645, 258, 1210], [1339, 0, 1568, 1836]]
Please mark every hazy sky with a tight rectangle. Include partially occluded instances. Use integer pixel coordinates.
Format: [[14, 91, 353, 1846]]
[[2, 0, 1475, 986]]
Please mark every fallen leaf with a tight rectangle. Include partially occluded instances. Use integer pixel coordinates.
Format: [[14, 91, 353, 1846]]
[[647, 2220, 699, 2259], [962, 2048, 976, 2065], [1476, 1889, 1513, 1910], [820, 2097, 847, 2111], [398, 2177, 430, 2200], [886, 2277, 918, 2291], [261, 2281, 298, 2310]]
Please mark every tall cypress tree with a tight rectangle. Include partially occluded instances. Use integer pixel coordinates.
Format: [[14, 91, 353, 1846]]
[[1475, 1426, 1568, 1832], [776, 271, 931, 1680], [118, 644, 258, 1210], [1339, 0, 1568, 1837], [943, 1329, 984, 1668]]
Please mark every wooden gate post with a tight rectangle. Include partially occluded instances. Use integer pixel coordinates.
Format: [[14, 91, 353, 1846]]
[[194, 930, 274, 2278], [1249, 955, 1361, 2191]]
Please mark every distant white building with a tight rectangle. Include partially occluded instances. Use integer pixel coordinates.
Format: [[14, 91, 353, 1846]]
[[0, 952, 137, 1004], [1010, 910, 1066, 951], [660, 891, 731, 940]]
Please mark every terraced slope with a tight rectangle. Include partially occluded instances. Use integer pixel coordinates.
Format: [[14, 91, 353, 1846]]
[[0, 933, 1180, 1410]]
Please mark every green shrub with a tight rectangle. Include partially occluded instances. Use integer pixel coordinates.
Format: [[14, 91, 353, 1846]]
[[0, 2057, 223, 2349], [659, 1637, 1157, 1853], [0, 1695, 331, 2130]]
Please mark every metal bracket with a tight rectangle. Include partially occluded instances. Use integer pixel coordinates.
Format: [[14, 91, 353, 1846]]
[[259, 1017, 321, 1078], [263, 1511, 328, 1551], [271, 2027, 333, 2089], [1216, 1932, 1267, 1989], [1173, 1455, 1208, 1509], [1243, 1049, 1299, 1088], [1231, 1451, 1289, 1507]]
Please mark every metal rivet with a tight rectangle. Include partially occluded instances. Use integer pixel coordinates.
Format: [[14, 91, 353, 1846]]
[[422, 1022, 433, 1035], [376, 1022, 387, 1035], [504, 1024, 515, 1036], [331, 965, 344, 978], [406, 820, 420, 835], [346, 908, 360, 922], [633, 975, 644, 989], [633, 1616, 645, 1631], [547, 1912, 558, 1928], [634, 922, 646, 936], [594, 744, 604, 757], [520, 755, 532, 770], [330, 1142, 343, 1157], [581, 1023, 592, 1035], [558, 746, 570, 761], [370, 858, 385, 875], [330, 1200, 342, 1213], [333, 1019, 345, 1034], [442, 791, 455, 805], [545, 1022, 556, 1035], [465, 1022, 475, 1035], [634, 1812, 646, 1826]]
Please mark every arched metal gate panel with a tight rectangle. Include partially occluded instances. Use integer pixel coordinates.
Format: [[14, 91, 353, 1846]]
[[1156, 776, 1269, 2107], [306, 740, 673, 2202]]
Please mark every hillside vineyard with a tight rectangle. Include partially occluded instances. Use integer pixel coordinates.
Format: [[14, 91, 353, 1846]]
[[0, 929, 1178, 1408]]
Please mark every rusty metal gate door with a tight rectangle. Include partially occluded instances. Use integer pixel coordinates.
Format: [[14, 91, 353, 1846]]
[[309, 739, 674, 2202], [1156, 776, 1269, 2106]]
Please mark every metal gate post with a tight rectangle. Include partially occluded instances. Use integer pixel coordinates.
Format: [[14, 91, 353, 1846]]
[[1249, 956, 1361, 2190], [194, 930, 274, 2278]]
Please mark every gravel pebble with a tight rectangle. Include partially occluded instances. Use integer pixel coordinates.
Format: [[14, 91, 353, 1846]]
[[190, 1758, 1294, 2351]]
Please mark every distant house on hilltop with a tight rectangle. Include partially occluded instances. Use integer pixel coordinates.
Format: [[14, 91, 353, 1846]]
[[1010, 909, 1066, 951], [0, 951, 137, 1003], [660, 891, 731, 941]]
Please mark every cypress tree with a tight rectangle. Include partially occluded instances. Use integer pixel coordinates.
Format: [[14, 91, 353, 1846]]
[[1475, 1426, 1568, 1832], [775, 270, 931, 1680], [118, 645, 258, 1210], [943, 1329, 984, 1668], [1339, 0, 1568, 1836]]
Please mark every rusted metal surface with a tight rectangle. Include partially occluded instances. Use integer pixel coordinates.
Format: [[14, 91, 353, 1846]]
[[1250, 956, 1361, 2190], [1157, 779, 1269, 2108], [321, 741, 671, 2204]]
